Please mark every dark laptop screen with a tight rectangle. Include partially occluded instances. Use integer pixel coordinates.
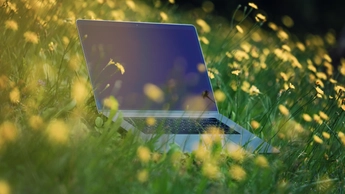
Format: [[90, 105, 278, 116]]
[[77, 20, 217, 112]]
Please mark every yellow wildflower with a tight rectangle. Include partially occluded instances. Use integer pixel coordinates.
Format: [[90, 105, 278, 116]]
[[255, 13, 266, 22], [313, 114, 323, 125], [126, 0, 136, 10], [231, 70, 241, 76], [103, 96, 119, 110], [137, 169, 148, 182], [315, 87, 324, 95], [5, 20, 18, 31], [296, 42, 305, 51], [319, 111, 329, 120], [143, 83, 164, 103], [268, 22, 278, 31], [214, 90, 226, 102], [0, 121, 18, 143], [169, 0, 175, 3], [160, 12, 168, 21], [137, 146, 151, 163], [282, 45, 291, 52], [236, 25, 243, 34], [229, 165, 246, 181], [338, 132, 345, 145], [322, 132, 330, 139], [281, 15, 294, 28], [196, 19, 211, 33], [277, 30, 289, 40], [324, 54, 332, 62], [9, 87, 20, 103], [115, 63, 125, 74], [313, 135, 323, 144], [29, 115, 44, 130], [302, 113, 312, 122], [46, 119, 69, 144], [289, 83, 295, 89], [254, 155, 269, 168], [199, 36, 209, 45], [249, 85, 260, 95], [248, 2, 258, 9], [145, 117, 156, 126], [278, 104, 289, 116], [24, 31, 39, 44], [202, 161, 220, 179], [250, 120, 260, 130], [0, 180, 11, 194], [227, 144, 246, 163], [71, 79, 89, 104]]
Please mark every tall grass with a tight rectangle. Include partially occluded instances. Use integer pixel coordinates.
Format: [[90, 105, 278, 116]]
[[1, 0, 345, 193]]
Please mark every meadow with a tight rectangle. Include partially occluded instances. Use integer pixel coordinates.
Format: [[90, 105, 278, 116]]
[[1, 0, 345, 193]]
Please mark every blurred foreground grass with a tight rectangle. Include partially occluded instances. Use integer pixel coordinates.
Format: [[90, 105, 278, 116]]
[[1, 0, 345, 193]]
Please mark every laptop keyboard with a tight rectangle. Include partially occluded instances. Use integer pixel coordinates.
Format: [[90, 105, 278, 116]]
[[123, 117, 240, 134]]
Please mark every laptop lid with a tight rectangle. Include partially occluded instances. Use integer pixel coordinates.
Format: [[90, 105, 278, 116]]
[[76, 19, 218, 115]]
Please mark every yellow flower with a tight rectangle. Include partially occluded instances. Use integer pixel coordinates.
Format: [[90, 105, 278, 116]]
[[71, 79, 89, 104], [137, 146, 151, 163], [302, 113, 312, 122], [231, 70, 241, 76], [268, 22, 278, 31], [227, 143, 246, 163], [0, 180, 11, 194], [143, 83, 164, 103], [196, 19, 211, 33], [254, 155, 269, 168], [277, 30, 289, 40], [313, 135, 323, 144], [278, 104, 289, 116], [248, 2, 258, 9], [214, 90, 226, 102], [229, 165, 246, 181], [202, 162, 220, 179], [282, 45, 291, 52], [338, 132, 345, 145], [315, 87, 324, 95], [319, 111, 329, 120], [137, 169, 148, 183], [160, 12, 168, 21], [103, 96, 119, 110], [250, 120, 260, 130], [199, 36, 209, 45], [249, 85, 260, 95], [281, 15, 294, 28], [46, 120, 69, 144], [9, 87, 20, 103], [289, 83, 295, 89], [29, 115, 44, 130], [169, 0, 175, 4], [0, 121, 18, 143], [236, 25, 244, 34], [145, 117, 156, 126], [24, 31, 39, 44], [126, 0, 136, 10], [255, 13, 267, 22], [322, 132, 330, 139], [5, 20, 18, 31]]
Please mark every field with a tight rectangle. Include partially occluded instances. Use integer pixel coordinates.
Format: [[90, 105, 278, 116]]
[[1, 0, 345, 193]]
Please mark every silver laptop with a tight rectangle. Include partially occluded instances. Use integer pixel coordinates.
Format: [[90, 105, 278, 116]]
[[76, 19, 277, 153]]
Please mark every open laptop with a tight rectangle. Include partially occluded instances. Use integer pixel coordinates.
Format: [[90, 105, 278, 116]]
[[76, 19, 278, 153]]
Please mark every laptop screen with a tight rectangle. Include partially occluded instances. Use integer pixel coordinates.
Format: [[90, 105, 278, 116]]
[[77, 20, 217, 112]]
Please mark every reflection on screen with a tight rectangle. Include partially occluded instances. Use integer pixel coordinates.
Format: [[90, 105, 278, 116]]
[[77, 20, 217, 112]]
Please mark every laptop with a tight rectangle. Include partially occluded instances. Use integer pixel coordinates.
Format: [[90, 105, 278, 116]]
[[76, 19, 278, 153]]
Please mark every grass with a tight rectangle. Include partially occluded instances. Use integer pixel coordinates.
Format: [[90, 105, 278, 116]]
[[1, 0, 345, 193]]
